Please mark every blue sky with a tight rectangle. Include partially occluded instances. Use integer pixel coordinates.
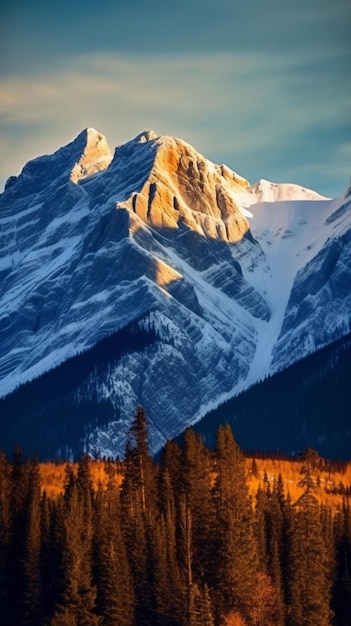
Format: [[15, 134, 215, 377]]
[[1, 0, 350, 197]]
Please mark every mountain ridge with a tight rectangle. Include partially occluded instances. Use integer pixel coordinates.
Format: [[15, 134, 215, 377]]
[[0, 128, 350, 458]]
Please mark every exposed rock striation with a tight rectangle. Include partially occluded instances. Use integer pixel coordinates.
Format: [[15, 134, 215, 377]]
[[0, 129, 350, 458]]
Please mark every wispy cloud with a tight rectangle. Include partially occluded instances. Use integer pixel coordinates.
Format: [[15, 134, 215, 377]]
[[0, 48, 350, 195]]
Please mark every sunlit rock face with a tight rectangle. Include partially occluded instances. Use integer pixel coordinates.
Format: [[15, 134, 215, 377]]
[[69, 128, 113, 183], [0, 129, 350, 459], [119, 133, 250, 242]]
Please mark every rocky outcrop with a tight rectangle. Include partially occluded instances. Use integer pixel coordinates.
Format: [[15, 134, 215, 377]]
[[118, 134, 250, 242], [70, 128, 112, 183]]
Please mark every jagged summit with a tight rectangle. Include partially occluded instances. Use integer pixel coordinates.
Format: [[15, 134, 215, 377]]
[[3, 127, 113, 197], [132, 129, 159, 143], [69, 128, 112, 183], [106, 130, 251, 243]]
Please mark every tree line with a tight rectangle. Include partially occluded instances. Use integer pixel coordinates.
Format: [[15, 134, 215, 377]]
[[0, 407, 350, 625]]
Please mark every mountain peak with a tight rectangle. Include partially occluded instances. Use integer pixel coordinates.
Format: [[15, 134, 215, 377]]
[[4, 128, 113, 195], [0, 128, 350, 459], [133, 129, 159, 144], [115, 131, 251, 243], [247, 178, 328, 203], [69, 128, 112, 183]]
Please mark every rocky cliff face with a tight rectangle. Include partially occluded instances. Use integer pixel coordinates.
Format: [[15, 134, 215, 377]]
[[0, 129, 350, 458], [117, 131, 250, 242]]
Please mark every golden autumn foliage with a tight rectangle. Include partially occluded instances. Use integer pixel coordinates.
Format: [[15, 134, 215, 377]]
[[246, 456, 351, 510], [38, 453, 351, 511], [39, 459, 123, 498]]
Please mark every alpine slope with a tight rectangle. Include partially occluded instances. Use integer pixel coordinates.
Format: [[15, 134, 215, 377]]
[[0, 128, 350, 457]]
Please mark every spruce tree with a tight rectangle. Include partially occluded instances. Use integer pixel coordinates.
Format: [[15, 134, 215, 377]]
[[180, 428, 215, 587], [288, 485, 332, 625], [121, 407, 157, 625], [212, 425, 257, 621], [160, 439, 183, 490], [6, 446, 30, 624], [94, 481, 134, 626], [123, 406, 158, 517], [40, 491, 57, 621], [154, 467, 184, 625], [332, 499, 351, 625], [265, 479, 286, 625], [51, 465, 100, 625], [254, 480, 285, 625], [22, 455, 43, 625]]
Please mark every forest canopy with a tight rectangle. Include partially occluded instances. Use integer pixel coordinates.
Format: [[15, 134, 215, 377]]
[[0, 407, 350, 626]]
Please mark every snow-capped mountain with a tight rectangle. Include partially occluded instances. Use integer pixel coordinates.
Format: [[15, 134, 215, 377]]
[[0, 128, 350, 459]]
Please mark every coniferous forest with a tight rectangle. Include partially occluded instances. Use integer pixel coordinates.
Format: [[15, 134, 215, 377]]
[[1, 408, 350, 626]]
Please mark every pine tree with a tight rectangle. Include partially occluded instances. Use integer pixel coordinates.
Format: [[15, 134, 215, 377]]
[[332, 499, 351, 625], [212, 425, 257, 621], [40, 490, 57, 621], [281, 490, 294, 613], [94, 480, 134, 626], [254, 479, 286, 625], [179, 492, 195, 625], [51, 464, 100, 625], [288, 484, 333, 625], [180, 428, 215, 587], [22, 455, 43, 625], [121, 407, 158, 625], [154, 467, 184, 625], [161, 439, 183, 489], [122, 502, 154, 626], [125, 406, 157, 516], [6, 446, 31, 624], [187, 582, 215, 626], [265, 479, 286, 625]]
